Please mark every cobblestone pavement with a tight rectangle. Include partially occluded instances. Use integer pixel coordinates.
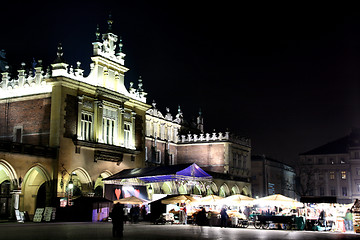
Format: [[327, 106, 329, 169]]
[[1, 222, 359, 240]]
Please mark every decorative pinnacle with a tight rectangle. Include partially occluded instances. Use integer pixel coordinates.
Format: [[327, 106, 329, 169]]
[[118, 37, 123, 52], [95, 24, 100, 41], [107, 13, 113, 32], [137, 76, 143, 91], [53, 43, 65, 63]]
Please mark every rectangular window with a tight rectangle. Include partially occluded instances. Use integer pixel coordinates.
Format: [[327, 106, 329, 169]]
[[145, 147, 148, 162], [329, 171, 335, 180], [124, 122, 131, 148], [357, 168, 360, 176], [13, 127, 22, 143], [358, 184, 360, 192], [340, 158, 346, 164], [318, 158, 323, 164], [330, 187, 336, 196], [341, 171, 346, 180], [342, 187, 347, 196], [318, 173, 324, 181], [319, 187, 325, 196], [81, 112, 93, 141], [156, 150, 161, 164], [355, 152, 360, 159], [103, 118, 115, 144]]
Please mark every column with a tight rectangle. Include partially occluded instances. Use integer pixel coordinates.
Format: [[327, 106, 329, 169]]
[[131, 112, 136, 149], [119, 108, 124, 147], [95, 101, 103, 143]]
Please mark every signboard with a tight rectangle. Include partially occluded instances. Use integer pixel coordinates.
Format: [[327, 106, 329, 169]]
[[44, 207, 56, 222], [33, 208, 44, 222], [15, 210, 24, 223], [104, 184, 148, 202]]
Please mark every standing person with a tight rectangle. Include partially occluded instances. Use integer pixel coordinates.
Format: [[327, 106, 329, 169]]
[[111, 203, 124, 238], [220, 206, 228, 228], [345, 209, 353, 231], [196, 207, 207, 226], [183, 205, 187, 225]]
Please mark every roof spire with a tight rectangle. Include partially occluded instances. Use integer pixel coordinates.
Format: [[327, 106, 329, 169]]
[[53, 43, 65, 63], [107, 12, 113, 32], [95, 24, 100, 41]]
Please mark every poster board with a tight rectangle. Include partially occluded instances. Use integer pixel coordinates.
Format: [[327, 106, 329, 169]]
[[33, 208, 44, 222], [15, 210, 24, 223], [44, 207, 56, 222]]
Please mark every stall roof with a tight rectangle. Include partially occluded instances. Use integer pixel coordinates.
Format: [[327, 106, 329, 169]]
[[103, 163, 212, 183], [300, 196, 337, 203]]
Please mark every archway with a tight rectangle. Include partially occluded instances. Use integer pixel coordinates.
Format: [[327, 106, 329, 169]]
[[231, 185, 240, 195], [206, 182, 218, 196], [219, 183, 230, 197], [0, 160, 18, 219], [94, 171, 112, 197], [161, 182, 172, 194], [178, 182, 187, 194], [241, 185, 250, 196], [70, 167, 92, 197], [22, 164, 51, 217]]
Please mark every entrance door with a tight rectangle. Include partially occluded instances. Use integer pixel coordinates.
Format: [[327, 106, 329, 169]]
[[0, 180, 11, 219]]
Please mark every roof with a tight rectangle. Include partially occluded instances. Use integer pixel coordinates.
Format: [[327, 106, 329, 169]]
[[299, 136, 349, 155], [103, 163, 212, 183]]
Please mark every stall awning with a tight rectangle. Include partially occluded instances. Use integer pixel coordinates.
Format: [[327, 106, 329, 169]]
[[103, 163, 212, 183]]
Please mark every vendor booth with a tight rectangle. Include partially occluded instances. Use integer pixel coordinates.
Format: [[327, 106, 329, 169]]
[[103, 163, 212, 222]]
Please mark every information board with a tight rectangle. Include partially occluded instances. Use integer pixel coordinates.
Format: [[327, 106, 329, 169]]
[[33, 208, 44, 222]]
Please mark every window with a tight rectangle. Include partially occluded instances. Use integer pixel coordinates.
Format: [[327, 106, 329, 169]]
[[357, 168, 360, 176], [330, 187, 336, 196], [329, 171, 335, 180], [156, 150, 161, 164], [355, 152, 360, 159], [329, 158, 335, 164], [13, 127, 22, 143], [169, 154, 174, 165], [145, 147, 148, 161], [340, 158, 346, 164], [80, 112, 93, 141], [102, 107, 117, 145], [319, 187, 324, 196], [124, 122, 131, 148], [318, 173, 324, 181], [341, 171, 346, 180], [358, 184, 360, 192], [318, 158, 323, 164], [342, 187, 347, 196], [103, 118, 115, 144]]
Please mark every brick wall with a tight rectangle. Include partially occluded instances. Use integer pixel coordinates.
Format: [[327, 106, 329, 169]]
[[0, 97, 51, 146], [176, 143, 226, 173]]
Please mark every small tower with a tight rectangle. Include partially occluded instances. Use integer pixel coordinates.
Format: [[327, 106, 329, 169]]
[[197, 108, 204, 133]]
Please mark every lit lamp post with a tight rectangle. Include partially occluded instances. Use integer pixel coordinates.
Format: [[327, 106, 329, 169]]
[[68, 178, 74, 206], [148, 185, 153, 200]]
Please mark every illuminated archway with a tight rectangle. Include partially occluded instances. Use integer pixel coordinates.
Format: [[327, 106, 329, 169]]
[[22, 164, 51, 216], [0, 159, 19, 188], [178, 182, 187, 194], [241, 185, 250, 196], [206, 182, 218, 196], [94, 171, 112, 197], [161, 182, 172, 194], [231, 185, 240, 195], [219, 183, 230, 197], [70, 167, 92, 196]]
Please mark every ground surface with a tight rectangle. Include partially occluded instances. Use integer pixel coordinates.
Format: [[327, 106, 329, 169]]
[[1, 222, 359, 240]]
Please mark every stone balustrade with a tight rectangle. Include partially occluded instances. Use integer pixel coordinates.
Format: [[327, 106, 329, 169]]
[[179, 132, 251, 146]]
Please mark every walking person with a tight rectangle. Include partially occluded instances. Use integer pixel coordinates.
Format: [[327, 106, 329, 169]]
[[220, 206, 228, 228], [111, 203, 124, 238], [345, 209, 353, 231]]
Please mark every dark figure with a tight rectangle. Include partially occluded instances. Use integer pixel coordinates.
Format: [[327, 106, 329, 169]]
[[140, 205, 147, 221], [111, 203, 124, 238], [220, 207, 228, 228], [243, 206, 250, 220], [196, 208, 207, 226]]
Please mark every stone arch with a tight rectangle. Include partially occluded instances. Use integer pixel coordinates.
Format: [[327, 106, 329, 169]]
[[231, 185, 240, 195], [178, 182, 187, 194], [94, 171, 112, 197], [0, 159, 19, 188], [219, 183, 230, 197], [241, 185, 250, 196], [22, 164, 51, 217], [161, 182, 172, 194], [206, 182, 218, 196], [70, 167, 92, 196]]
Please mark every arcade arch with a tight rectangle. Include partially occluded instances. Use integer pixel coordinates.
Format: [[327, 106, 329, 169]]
[[94, 171, 112, 197], [219, 183, 230, 197], [22, 164, 51, 217]]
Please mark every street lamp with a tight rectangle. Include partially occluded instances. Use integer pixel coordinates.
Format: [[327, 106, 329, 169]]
[[68, 179, 74, 189]]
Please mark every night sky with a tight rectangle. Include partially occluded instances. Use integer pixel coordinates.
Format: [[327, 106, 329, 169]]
[[1, 2, 360, 165]]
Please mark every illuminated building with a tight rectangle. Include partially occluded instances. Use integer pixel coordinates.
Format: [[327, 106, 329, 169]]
[[298, 129, 360, 204], [0, 18, 149, 219], [251, 155, 296, 199], [0, 16, 252, 220]]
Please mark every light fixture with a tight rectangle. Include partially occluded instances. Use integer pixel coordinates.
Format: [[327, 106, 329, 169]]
[[68, 179, 74, 189], [148, 185, 153, 194]]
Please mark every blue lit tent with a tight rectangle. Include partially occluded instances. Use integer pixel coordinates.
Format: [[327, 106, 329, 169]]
[[103, 163, 212, 183]]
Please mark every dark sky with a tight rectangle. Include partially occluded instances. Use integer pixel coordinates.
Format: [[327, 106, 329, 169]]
[[2, 2, 360, 164]]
